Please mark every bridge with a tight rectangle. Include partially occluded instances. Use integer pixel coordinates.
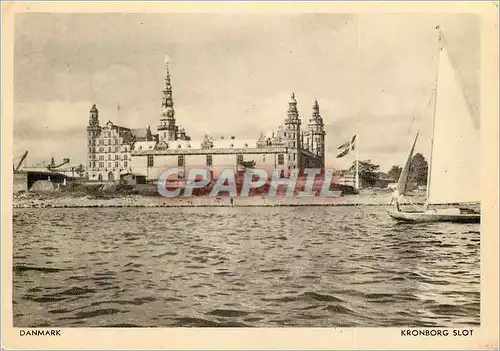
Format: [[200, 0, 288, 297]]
[[14, 170, 70, 192]]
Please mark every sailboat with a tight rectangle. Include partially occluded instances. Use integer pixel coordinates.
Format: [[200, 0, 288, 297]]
[[388, 27, 480, 224]]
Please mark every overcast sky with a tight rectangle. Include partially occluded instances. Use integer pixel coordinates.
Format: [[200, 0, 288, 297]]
[[14, 13, 479, 171]]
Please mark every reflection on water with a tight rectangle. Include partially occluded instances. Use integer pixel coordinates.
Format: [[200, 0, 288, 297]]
[[13, 206, 480, 327]]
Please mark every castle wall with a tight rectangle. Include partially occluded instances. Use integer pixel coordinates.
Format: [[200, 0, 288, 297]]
[[131, 147, 288, 181]]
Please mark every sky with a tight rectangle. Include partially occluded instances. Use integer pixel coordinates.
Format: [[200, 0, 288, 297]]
[[14, 13, 479, 171]]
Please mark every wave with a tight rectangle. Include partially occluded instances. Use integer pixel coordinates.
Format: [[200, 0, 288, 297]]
[[14, 265, 64, 273]]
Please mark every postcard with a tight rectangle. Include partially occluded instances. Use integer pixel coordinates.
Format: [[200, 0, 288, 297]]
[[2, 1, 498, 350]]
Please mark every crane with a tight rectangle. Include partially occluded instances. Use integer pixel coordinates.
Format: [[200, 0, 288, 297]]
[[13, 151, 28, 172]]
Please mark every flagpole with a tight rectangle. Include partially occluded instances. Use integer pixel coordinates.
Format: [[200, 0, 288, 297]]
[[355, 133, 359, 190]]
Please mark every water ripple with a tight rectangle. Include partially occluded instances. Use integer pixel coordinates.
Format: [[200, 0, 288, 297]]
[[13, 206, 480, 327]]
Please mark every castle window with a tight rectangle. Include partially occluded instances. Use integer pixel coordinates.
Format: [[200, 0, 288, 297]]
[[206, 155, 213, 166], [147, 155, 154, 167], [88, 147, 92, 153], [108, 162, 112, 168], [236, 154, 243, 165], [124, 161, 128, 168], [89, 161, 92, 167], [99, 162, 104, 168], [99, 155, 104, 161], [115, 162, 119, 168], [278, 154, 284, 165], [124, 154, 127, 160], [93, 161, 96, 168], [178, 155, 185, 167], [115, 155, 119, 160], [108, 147, 111, 153]]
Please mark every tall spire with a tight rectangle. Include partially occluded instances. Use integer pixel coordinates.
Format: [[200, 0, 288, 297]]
[[158, 57, 180, 141], [161, 61, 175, 120]]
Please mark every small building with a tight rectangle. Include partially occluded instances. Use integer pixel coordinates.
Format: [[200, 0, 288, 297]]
[[337, 170, 357, 187], [375, 177, 393, 189], [120, 172, 147, 186]]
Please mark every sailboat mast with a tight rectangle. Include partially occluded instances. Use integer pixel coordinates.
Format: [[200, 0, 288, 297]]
[[424, 26, 443, 211], [355, 133, 359, 189], [355, 16, 361, 190]]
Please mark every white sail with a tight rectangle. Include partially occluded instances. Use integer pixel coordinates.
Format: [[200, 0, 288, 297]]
[[427, 40, 480, 204], [396, 132, 419, 196]]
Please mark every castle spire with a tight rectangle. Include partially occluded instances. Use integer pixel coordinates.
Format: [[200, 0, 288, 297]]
[[158, 57, 179, 141], [286, 92, 299, 121], [310, 99, 323, 125], [88, 104, 99, 127], [162, 62, 175, 116]]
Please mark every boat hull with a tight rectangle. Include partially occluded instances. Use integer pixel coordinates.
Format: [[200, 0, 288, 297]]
[[388, 210, 480, 223]]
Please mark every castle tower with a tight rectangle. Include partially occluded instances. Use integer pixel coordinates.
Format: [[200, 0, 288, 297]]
[[86, 104, 101, 173], [307, 100, 326, 168], [157, 62, 178, 142], [284, 93, 302, 172], [87, 104, 100, 130]]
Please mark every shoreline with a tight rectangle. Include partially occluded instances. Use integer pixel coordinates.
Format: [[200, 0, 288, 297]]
[[13, 192, 427, 209]]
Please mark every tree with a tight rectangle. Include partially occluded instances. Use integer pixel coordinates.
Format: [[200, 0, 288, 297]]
[[409, 153, 428, 185], [239, 160, 256, 169], [350, 159, 380, 187], [387, 165, 402, 181]]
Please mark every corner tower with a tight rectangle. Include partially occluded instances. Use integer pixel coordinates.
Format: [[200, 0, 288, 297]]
[[307, 100, 326, 168], [86, 104, 101, 174], [284, 93, 302, 172]]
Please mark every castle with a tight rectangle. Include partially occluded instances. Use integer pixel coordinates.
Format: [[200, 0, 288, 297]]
[[86, 63, 326, 182]]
